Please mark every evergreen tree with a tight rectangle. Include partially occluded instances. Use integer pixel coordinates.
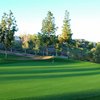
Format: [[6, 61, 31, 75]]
[[41, 11, 57, 55], [58, 10, 72, 57], [41, 11, 57, 36], [61, 10, 72, 42]]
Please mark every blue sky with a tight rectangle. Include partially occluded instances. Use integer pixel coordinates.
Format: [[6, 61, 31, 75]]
[[0, 0, 100, 42]]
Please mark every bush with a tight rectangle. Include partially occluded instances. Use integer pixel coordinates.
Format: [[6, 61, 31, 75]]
[[94, 43, 100, 63]]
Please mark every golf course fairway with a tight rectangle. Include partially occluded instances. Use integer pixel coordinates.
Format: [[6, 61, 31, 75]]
[[0, 57, 100, 100]]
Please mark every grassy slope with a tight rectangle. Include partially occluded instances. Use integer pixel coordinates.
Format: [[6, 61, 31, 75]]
[[0, 54, 100, 100]]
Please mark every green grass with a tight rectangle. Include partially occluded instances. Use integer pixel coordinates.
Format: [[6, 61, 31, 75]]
[[0, 54, 100, 100]]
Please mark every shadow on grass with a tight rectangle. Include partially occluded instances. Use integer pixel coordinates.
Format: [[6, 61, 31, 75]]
[[12, 90, 100, 100], [0, 67, 100, 75], [0, 57, 84, 67], [0, 58, 100, 81], [0, 71, 100, 81]]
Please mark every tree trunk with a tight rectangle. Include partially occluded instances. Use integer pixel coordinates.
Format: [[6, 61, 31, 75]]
[[25, 49, 27, 55], [42, 50, 44, 56], [46, 47, 48, 56], [5, 47, 7, 59], [10, 47, 13, 53], [55, 50, 58, 56], [35, 51, 37, 55]]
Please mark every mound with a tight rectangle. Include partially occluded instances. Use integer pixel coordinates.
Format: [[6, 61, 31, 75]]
[[32, 56, 54, 60]]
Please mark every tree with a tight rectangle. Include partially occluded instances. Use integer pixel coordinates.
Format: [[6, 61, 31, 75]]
[[87, 48, 95, 61], [12, 39, 22, 52], [41, 11, 57, 55], [28, 34, 40, 55], [38, 32, 45, 55], [58, 10, 72, 57], [20, 34, 29, 54], [52, 35, 61, 56], [0, 10, 17, 58], [94, 43, 100, 63], [60, 10, 72, 43]]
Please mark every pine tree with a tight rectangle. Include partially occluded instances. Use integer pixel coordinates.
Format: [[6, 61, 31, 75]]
[[61, 10, 72, 43], [41, 11, 57, 37], [41, 11, 57, 55]]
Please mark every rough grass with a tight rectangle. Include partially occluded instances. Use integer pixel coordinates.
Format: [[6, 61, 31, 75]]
[[0, 54, 100, 100]]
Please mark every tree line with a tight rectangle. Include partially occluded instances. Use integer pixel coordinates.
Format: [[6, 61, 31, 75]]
[[0, 10, 100, 63]]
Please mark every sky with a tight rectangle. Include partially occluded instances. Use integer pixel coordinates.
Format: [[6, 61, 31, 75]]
[[0, 0, 100, 42]]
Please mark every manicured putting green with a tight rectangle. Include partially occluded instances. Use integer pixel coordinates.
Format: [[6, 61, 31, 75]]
[[0, 57, 100, 100]]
